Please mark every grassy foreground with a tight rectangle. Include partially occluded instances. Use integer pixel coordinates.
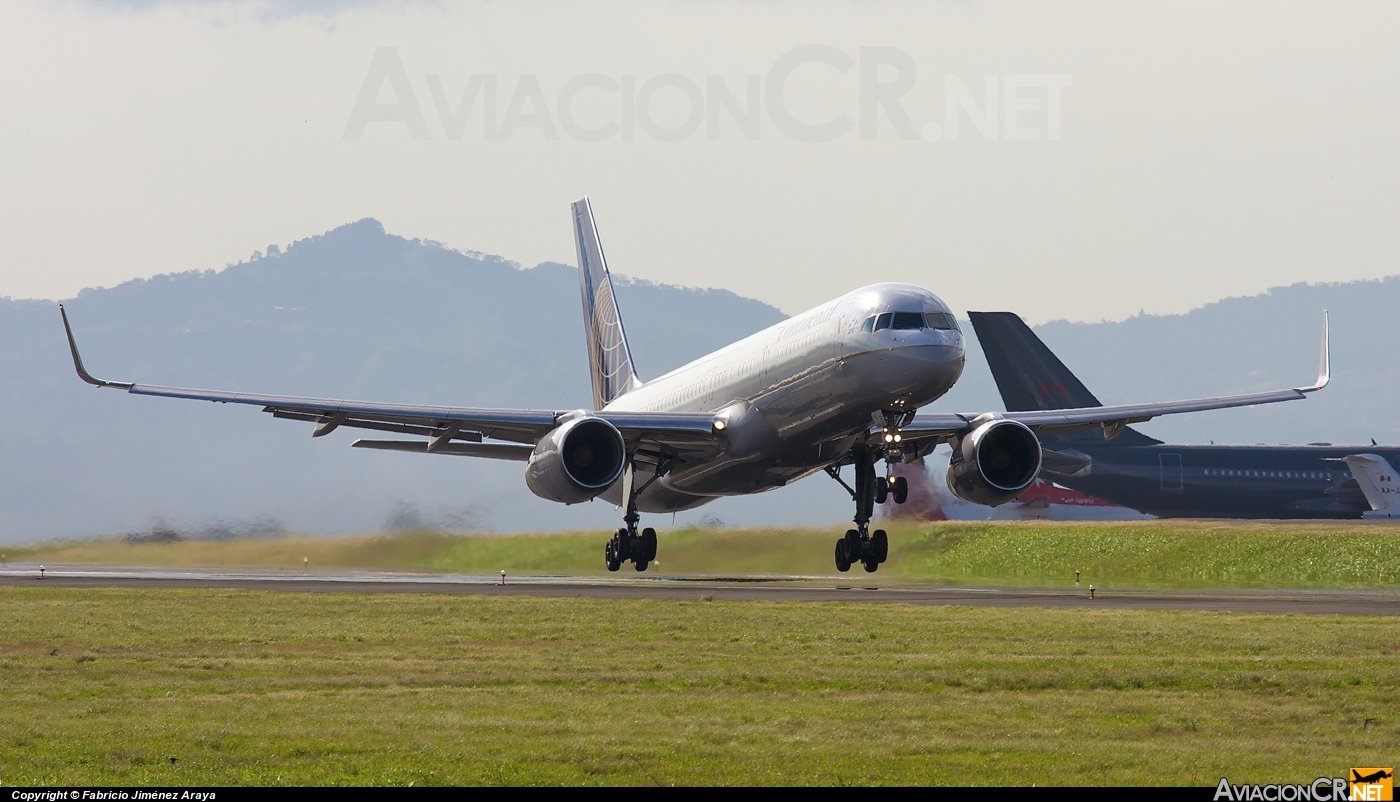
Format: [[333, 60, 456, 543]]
[[8, 520, 1400, 588], [0, 587, 1396, 785]]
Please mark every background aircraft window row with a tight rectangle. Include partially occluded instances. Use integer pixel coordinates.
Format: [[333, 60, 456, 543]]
[[1203, 468, 1335, 480], [860, 312, 963, 333]]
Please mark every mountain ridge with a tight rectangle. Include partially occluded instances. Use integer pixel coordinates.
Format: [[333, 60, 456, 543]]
[[3, 217, 1397, 543]]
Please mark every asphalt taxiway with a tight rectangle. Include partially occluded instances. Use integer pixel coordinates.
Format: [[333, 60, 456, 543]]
[[1, 564, 1397, 615]]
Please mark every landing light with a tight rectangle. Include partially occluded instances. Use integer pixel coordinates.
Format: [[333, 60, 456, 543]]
[[713, 419, 727, 431]]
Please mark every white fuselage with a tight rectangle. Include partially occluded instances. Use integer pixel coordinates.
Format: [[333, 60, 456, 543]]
[[601, 282, 966, 511]]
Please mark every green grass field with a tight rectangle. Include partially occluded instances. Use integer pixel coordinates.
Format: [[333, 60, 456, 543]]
[[0, 587, 1397, 785], [7, 520, 1400, 589]]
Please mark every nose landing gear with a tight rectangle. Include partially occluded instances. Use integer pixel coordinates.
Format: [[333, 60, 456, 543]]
[[880, 475, 909, 505], [875, 409, 916, 447]]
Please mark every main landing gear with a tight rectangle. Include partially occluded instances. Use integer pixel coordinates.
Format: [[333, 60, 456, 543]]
[[605, 510, 657, 573], [604, 460, 659, 572], [825, 442, 909, 574]]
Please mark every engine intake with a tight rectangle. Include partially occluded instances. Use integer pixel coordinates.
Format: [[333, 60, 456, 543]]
[[946, 419, 1042, 506], [525, 415, 626, 504]]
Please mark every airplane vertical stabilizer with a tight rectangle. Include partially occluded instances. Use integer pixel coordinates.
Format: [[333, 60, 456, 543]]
[[572, 196, 641, 409], [1344, 454, 1400, 518], [968, 311, 1160, 446]]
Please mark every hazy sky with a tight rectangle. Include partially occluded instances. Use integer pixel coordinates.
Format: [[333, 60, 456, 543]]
[[2, 0, 1396, 322]]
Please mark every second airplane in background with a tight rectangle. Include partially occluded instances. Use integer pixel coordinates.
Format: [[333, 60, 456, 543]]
[[61, 198, 1331, 572], [969, 311, 1390, 519]]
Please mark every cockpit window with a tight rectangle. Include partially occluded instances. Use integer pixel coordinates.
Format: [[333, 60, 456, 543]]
[[891, 312, 924, 329], [863, 311, 960, 333], [925, 312, 960, 331]]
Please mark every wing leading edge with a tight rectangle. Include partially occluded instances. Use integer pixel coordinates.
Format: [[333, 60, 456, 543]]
[[59, 305, 720, 460], [60, 305, 1331, 464]]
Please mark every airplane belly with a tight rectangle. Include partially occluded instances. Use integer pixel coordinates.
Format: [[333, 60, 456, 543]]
[[664, 458, 803, 496], [598, 476, 713, 513], [636, 482, 713, 513]]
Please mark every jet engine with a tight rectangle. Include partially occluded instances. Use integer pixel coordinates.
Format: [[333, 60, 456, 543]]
[[525, 415, 627, 504], [946, 418, 1042, 506]]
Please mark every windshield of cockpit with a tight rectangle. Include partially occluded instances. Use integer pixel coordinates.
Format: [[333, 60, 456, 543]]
[[860, 311, 961, 333]]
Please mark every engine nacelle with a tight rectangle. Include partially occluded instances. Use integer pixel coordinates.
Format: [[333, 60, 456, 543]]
[[524, 415, 627, 504], [946, 419, 1042, 506]]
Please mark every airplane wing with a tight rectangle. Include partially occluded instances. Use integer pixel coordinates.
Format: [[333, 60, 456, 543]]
[[60, 306, 721, 461], [891, 311, 1331, 447], [63, 303, 1330, 464]]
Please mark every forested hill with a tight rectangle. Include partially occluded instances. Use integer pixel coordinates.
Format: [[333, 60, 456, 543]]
[[0, 220, 786, 542], [1026, 277, 1400, 447], [1, 217, 1395, 542]]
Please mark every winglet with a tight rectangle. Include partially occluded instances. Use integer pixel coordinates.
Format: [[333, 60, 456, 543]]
[[1298, 310, 1329, 393], [59, 304, 133, 390]]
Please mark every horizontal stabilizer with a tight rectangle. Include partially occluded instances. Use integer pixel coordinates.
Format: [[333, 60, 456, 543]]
[[1344, 454, 1400, 514]]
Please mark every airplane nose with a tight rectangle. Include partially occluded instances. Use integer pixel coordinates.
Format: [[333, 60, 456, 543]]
[[873, 342, 964, 404]]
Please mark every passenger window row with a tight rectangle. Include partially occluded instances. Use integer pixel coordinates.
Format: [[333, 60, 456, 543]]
[[1203, 468, 1338, 480], [861, 312, 961, 333]]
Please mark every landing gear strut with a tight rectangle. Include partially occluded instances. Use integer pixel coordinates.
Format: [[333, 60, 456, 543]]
[[826, 445, 896, 574], [604, 459, 659, 572]]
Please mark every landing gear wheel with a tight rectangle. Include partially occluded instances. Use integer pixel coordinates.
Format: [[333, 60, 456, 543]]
[[844, 529, 862, 556], [834, 538, 852, 572], [862, 558, 879, 573], [874, 477, 889, 504], [605, 527, 631, 571], [872, 529, 889, 563], [892, 476, 908, 505], [607, 521, 660, 573]]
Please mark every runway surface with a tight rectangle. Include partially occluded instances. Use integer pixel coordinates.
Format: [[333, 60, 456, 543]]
[[2, 564, 1397, 615]]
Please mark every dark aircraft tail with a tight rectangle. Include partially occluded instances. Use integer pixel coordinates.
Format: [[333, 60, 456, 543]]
[[967, 311, 1160, 447]]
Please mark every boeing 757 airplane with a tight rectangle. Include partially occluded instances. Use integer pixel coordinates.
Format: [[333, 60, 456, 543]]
[[59, 197, 1330, 573]]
